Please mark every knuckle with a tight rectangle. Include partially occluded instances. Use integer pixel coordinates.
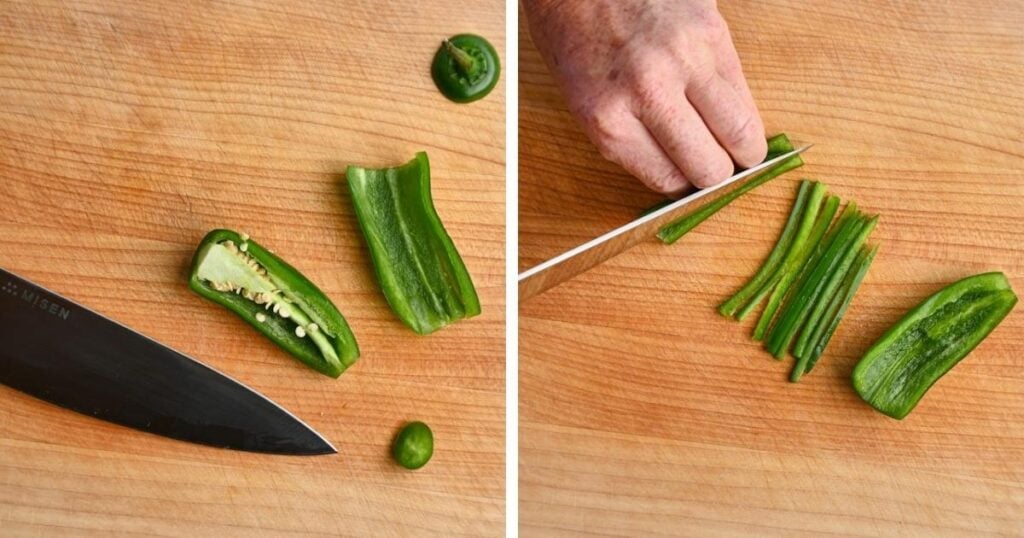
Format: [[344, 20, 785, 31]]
[[723, 116, 767, 167], [595, 139, 621, 163], [573, 100, 628, 158], [626, 69, 666, 111], [717, 52, 743, 78], [686, 63, 719, 93], [697, 10, 730, 42]]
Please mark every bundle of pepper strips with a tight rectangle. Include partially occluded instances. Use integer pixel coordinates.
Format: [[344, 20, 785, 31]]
[[718, 179, 879, 381]]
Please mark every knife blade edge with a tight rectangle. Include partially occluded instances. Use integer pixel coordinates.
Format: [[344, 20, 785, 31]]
[[0, 266, 336, 454], [518, 145, 811, 300]]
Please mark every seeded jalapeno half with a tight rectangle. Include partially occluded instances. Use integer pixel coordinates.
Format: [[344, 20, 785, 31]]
[[852, 272, 1017, 419], [431, 34, 500, 103], [392, 421, 433, 470], [188, 229, 359, 378]]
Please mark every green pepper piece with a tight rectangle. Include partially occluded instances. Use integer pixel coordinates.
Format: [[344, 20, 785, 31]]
[[656, 133, 804, 244], [721, 180, 826, 319], [719, 180, 809, 318], [762, 202, 858, 351], [188, 229, 359, 378], [767, 211, 877, 358], [432, 34, 501, 103], [753, 194, 841, 340], [792, 214, 880, 361], [347, 152, 481, 335], [852, 272, 1017, 419], [392, 421, 434, 470], [734, 184, 828, 322], [801, 243, 879, 374]]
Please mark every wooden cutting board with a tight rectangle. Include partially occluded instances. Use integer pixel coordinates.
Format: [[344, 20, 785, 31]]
[[0, 1, 504, 535], [520, 1, 1023, 535]]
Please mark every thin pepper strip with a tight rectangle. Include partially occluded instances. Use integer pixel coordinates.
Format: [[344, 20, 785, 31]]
[[639, 134, 799, 219], [347, 152, 481, 335], [792, 214, 880, 360], [802, 244, 878, 374], [731, 181, 827, 320], [189, 229, 359, 378], [719, 180, 812, 318], [758, 201, 854, 346], [749, 194, 840, 330], [767, 210, 876, 358], [852, 272, 1017, 419], [796, 244, 877, 363], [656, 133, 805, 244]]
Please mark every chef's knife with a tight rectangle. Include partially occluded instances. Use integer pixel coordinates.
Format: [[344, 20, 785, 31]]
[[518, 145, 812, 302], [0, 267, 335, 455]]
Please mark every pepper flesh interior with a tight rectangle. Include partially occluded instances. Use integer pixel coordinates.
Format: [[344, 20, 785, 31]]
[[196, 241, 277, 298], [195, 241, 339, 364], [852, 272, 1017, 419]]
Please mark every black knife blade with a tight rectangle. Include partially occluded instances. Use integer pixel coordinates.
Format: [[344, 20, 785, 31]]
[[0, 267, 335, 455]]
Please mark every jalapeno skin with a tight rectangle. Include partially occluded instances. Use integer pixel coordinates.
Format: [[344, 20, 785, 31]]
[[431, 34, 501, 103], [392, 421, 434, 470], [852, 272, 1017, 419], [188, 229, 360, 378], [346, 152, 481, 335]]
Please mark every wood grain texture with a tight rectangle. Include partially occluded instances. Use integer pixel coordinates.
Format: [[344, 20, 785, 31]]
[[519, 1, 1024, 536], [0, 0, 504, 535]]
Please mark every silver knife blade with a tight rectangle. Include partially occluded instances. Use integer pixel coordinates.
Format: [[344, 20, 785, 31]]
[[518, 145, 812, 302], [0, 267, 335, 455]]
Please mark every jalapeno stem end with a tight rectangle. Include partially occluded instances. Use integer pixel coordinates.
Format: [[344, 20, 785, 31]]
[[443, 39, 478, 77]]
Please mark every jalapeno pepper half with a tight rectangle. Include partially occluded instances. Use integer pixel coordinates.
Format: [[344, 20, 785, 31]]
[[346, 152, 481, 335], [188, 229, 359, 378], [431, 34, 501, 103], [852, 272, 1017, 419]]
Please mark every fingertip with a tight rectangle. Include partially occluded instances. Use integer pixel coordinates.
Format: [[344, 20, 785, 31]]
[[645, 169, 691, 197], [732, 127, 769, 169], [663, 183, 692, 199], [687, 150, 734, 189]]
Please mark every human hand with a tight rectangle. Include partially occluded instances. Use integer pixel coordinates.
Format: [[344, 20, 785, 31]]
[[523, 0, 768, 196]]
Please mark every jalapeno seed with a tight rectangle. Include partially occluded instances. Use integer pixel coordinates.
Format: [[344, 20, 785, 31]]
[[194, 236, 340, 366]]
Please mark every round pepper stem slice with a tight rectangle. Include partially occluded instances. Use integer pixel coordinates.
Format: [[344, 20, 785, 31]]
[[393, 421, 434, 470], [432, 34, 500, 103]]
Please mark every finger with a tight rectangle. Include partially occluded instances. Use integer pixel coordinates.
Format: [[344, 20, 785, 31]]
[[574, 100, 693, 196], [590, 112, 692, 196], [686, 72, 767, 169], [636, 94, 734, 189], [713, 37, 761, 122]]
